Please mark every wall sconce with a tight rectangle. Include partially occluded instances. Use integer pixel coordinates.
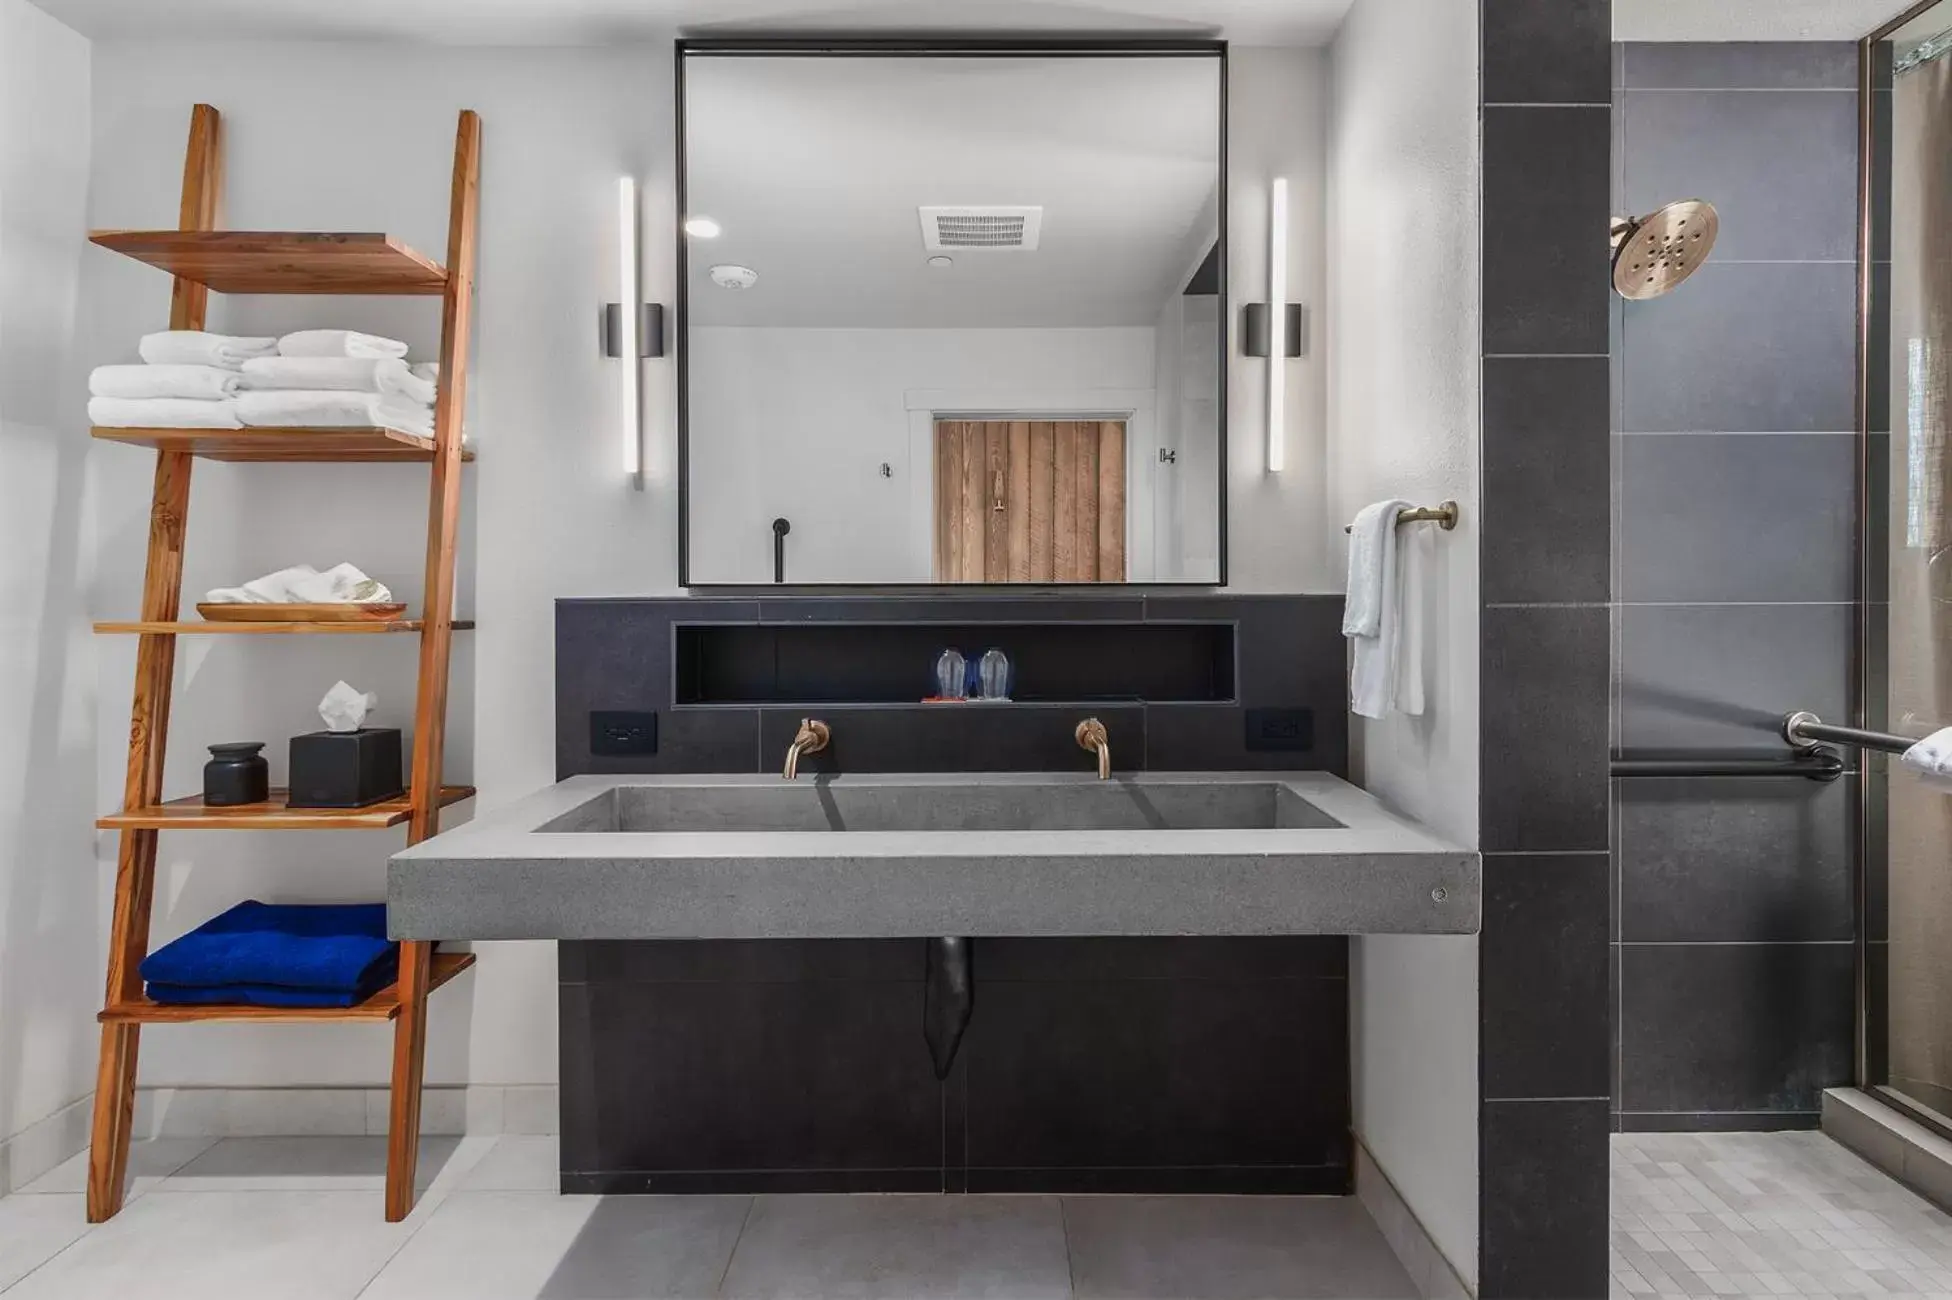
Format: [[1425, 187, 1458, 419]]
[[605, 177, 669, 490], [1239, 178, 1307, 474]]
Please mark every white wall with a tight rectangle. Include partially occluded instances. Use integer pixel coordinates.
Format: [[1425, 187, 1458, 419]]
[[0, 0, 95, 1155], [76, 39, 1335, 1098], [1328, 0, 1481, 1286], [687, 326, 1161, 583]]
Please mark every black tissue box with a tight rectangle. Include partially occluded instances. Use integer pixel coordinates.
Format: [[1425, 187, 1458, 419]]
[[288, 727, 405, 808]]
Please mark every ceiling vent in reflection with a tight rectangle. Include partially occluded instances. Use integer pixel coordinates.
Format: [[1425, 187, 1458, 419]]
[[919, 206, 1043, 252]]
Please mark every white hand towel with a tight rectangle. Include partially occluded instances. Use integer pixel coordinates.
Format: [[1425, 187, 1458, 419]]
[[138, 331, 277, 370], [1902, 727, 1952, 788], [90, 364, 241, 401], [277, 329, 409, 360], [205, 564, 318, 604], [240, 357, 437, 406], [410, 362, 439, 383], [234, 388, 434, 438], [1345, 499, 1411, 720], [88, 396, 242, 429]]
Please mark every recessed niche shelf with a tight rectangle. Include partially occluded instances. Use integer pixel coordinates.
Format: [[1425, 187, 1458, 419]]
[[674, 621, 1236, 706]]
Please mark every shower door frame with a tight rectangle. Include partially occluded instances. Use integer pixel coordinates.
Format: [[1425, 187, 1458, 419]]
[[1855, 0, 1952, 1138]]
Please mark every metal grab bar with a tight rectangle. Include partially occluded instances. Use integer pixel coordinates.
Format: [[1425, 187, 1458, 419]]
[[1782, 711, 1917, 756], [1612, 751, 1845, 783]]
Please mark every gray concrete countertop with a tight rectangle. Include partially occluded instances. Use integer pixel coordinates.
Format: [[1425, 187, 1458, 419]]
[[388, 771, 1479, 940]]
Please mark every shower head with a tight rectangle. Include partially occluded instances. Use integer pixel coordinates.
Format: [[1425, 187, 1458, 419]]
[[1609, 199, 1719, 300]]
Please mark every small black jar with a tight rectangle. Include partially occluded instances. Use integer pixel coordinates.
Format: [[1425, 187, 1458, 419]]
[[204, 742, 269, 807]]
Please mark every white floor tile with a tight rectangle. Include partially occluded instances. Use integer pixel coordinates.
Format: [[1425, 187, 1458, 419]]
[[455, 1135, 559, 1192], [359, 1190, 751, 1300], [154, 1134, 477, 1195], [14, 1137, 215, 1203], [0, 1193, 92, 1291], [2, 1190, 415, 1300]]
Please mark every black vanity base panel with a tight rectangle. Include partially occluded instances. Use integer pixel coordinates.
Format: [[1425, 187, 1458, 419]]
[[560, 936, 1351, 1196]]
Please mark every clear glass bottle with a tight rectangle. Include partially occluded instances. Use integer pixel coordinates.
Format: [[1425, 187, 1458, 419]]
[[933, 648, 967, 700], [977, 648, 1012, 702]]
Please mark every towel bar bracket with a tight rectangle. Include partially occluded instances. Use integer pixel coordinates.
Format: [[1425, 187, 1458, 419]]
[[1782, 711, 1915, 757]]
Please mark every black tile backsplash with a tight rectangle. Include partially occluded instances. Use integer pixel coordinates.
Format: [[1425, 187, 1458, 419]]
[[555, 593, 1352, 1196]]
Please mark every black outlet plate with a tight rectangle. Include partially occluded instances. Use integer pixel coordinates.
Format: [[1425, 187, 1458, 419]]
[[1244, 707, 1313, 753], [591, 710, 658, 756]]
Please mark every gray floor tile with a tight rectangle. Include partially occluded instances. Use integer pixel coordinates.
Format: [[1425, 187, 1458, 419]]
[[719, 1194, 1071, 1299], [158, 1134, 468, 1193], [0, 1192, 92, 1291], [1062, 1195, 1418, 1300], [15, 1136, 214, 1202]]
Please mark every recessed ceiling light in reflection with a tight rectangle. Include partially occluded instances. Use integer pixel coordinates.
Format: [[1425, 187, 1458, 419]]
[[684, 216, 722, 238]]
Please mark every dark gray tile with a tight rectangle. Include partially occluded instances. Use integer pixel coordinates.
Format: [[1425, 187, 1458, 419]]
[[719, 1195, 1071, 1300], [1483, 357, 1611, 604], [758, 704, 1144, 775], [1618, 942, 1853, 1113], [1612, 41, 1624, 91], [1481, 855, 1611, 1100], [1482, 606, 1610, 853], [560, 938, 921, 985], [756, 595, 1145, 624], [963, 975, 1348, 1174], [570, 708, 759, 778], [1480, 1099, 1610, 1300], [1621, 88, 1858, 261], [1483, 0, 1610, 106], [1143, 595, 1346, 707], [1062, 1196, 1418, 1300], [1144, 703, 1346, 775], [1615, 1110, 1821, 1133], [1617, 434, 1855, 603], [1617, 777, 1852, 943], [1622, 41, 1859, 90], [1617, 604, 1851, 751], [1484, 106, 1613, 357], [1619, 262, 1857, 432]]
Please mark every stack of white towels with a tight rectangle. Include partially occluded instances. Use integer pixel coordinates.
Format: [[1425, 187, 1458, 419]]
[[88, 330, 441, 437]]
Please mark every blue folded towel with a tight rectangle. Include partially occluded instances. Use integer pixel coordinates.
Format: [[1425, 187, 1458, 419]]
[[140, 900, 398, 1005]]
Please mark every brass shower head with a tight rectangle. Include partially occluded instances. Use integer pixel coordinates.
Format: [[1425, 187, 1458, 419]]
[[1610, 199, 1719, 300]]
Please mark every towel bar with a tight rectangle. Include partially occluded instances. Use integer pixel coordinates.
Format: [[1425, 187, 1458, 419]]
[[1612, 751, 1844, 783], [1343, 501, 1459, 533], [1782, 711, 1915, 756]]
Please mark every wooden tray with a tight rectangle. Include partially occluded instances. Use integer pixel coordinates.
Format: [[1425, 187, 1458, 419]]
[[196, 602, 407, 623]]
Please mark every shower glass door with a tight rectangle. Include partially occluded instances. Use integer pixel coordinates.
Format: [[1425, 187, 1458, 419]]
[[1867, 0, 1952, 1128]]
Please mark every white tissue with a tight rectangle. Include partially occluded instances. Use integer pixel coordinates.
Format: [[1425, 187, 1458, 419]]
[[319, 680, 378, 734]]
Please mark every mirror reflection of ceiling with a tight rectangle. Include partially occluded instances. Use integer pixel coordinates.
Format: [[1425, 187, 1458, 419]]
[[1614, 0, 1915, 40], [29, 0, 1352, 43], [684, 56, 1221, 328]]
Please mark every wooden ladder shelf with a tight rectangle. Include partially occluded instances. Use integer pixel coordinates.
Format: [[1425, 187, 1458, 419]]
[[86, 103, 481, 1225]]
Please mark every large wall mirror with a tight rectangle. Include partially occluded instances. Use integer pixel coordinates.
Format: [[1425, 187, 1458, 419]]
[[677, 41, 1227, 587]]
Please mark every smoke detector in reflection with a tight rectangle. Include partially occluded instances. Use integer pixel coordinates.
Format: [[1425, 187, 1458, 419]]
[[927, 255, 954, 269], [709, 264, 758, 290], [919, 206, 1042, 252]]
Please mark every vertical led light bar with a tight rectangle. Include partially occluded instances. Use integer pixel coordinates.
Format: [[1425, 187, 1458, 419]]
[[619, 176, 642, 487], [1267, 176, 1288, 474]]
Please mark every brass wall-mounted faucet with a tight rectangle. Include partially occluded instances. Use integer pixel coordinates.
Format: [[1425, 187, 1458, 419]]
[[1074, 718, 1110, 780], [783, 718, 830, 780]]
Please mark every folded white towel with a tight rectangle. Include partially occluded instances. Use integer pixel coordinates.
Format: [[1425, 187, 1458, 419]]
[[204, 562, 392, 606], [234, 389, 433, 438], [277, 329, 410, 360], [89, 396, 242, 429], [1902, 727, 1952, 788], [138, 331, 277, 370], [90, 363, 241, 401], [239, 356, 435, 405], [1344, 499, 1420, 720], [410, 362, 439, 384]]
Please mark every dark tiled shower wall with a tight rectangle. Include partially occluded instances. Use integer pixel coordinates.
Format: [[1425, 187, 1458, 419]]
[[1611, 42, 1860, 1135], [554, 593, 1355, 1195], [1479, 2, 1613, 1296]]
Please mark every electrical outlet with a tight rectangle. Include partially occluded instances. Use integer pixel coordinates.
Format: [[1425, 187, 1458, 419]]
[[1244, 708, 1313, 753], [590, 710, 657, 756]]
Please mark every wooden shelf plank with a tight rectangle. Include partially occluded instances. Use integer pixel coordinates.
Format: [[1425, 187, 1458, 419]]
[[89, 231, 447, 295], [99, 785, 475, 832], [92, 426, 475, 464], [98, 952, 475, 1024], [93, 619, 476, 635]]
